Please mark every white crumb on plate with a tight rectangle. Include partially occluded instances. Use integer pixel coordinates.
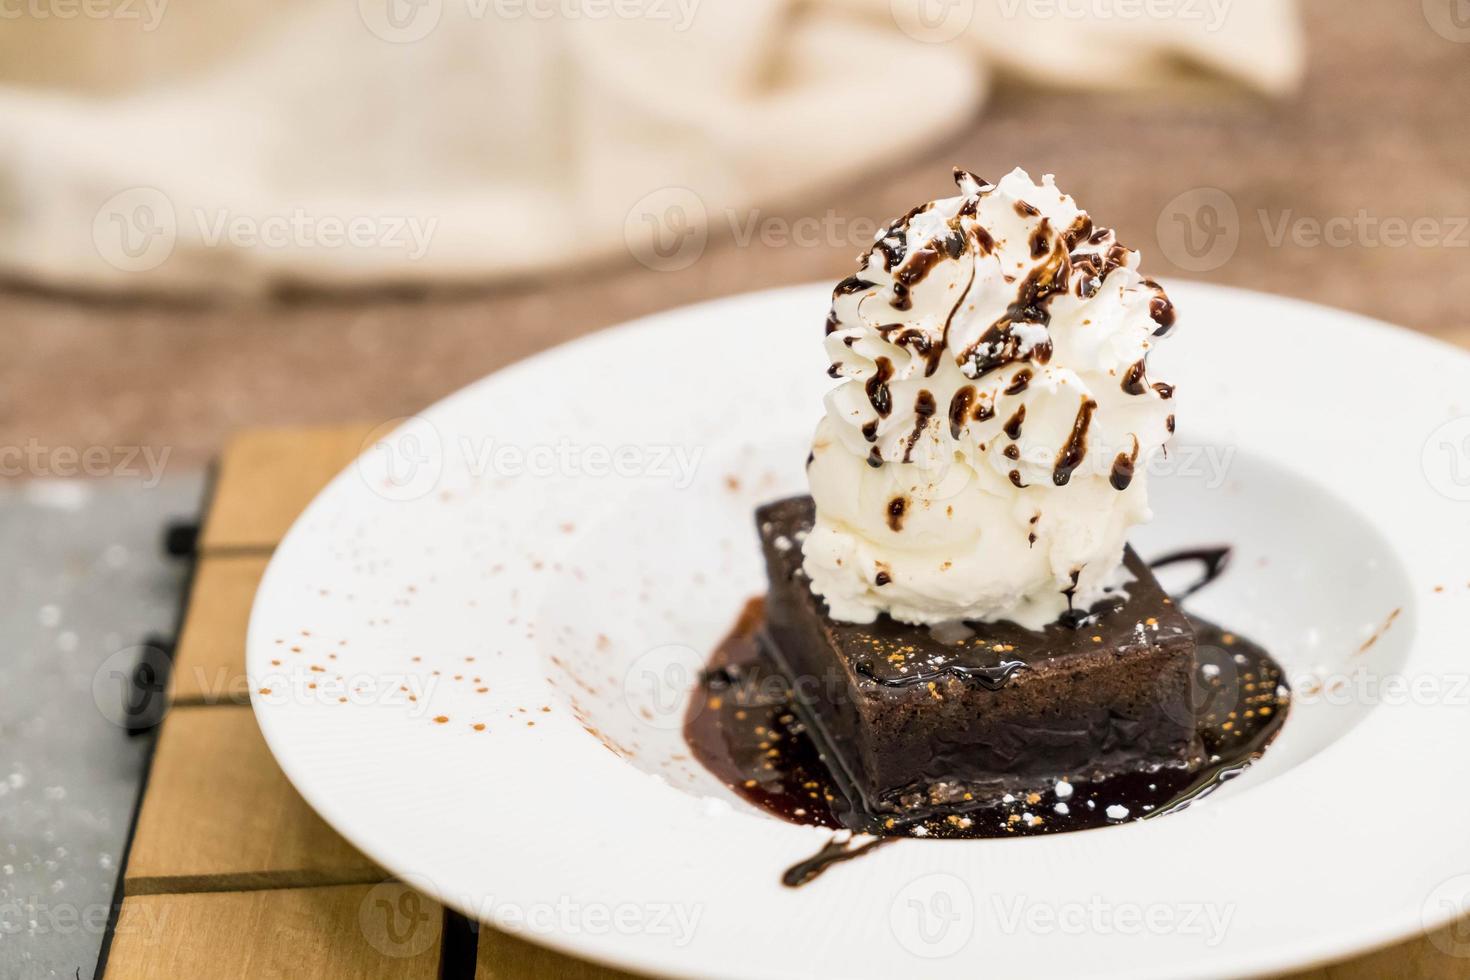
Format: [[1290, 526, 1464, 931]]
[[699, 797, 732, 818]]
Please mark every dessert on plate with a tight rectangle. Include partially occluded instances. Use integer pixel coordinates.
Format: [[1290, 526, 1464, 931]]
[[684, 169, 1289, 879]]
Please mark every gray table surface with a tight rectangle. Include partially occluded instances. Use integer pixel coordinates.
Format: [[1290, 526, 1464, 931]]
[[0, 476, 202, 980]]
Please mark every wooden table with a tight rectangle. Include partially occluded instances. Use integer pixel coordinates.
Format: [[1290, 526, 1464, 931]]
[[93, 426, 1470, 979]]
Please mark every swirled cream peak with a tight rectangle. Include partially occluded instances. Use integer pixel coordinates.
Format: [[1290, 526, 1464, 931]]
[[802, 168, 1177, 629]]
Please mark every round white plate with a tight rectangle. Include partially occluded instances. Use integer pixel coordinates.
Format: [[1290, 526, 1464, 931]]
[[248, 282, 1470, 979]]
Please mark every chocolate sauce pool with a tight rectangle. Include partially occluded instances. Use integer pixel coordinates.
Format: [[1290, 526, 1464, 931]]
[[683, 548, 1289, 886]]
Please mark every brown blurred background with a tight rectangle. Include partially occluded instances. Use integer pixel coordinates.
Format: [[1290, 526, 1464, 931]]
[[4, 0, 1467, 474]]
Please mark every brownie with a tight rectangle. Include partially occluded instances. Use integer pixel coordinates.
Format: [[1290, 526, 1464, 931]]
[[756, 495, 1199, 816]]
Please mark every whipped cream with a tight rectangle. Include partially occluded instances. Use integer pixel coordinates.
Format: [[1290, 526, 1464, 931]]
[[802, 168, 1177, 629]]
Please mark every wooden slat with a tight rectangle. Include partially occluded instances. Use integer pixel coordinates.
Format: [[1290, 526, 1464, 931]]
[[470, 912, 1470, 980], [105, 884, 442, 980], [200, 425, 376, 553], [127, 705, 381, 895], [476, 926, 646, 980], [168, 555, 270, 706], [1276, 926, 1470, 979]]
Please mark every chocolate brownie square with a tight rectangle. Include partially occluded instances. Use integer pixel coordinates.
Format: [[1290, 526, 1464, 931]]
[[756, 495, 1199, 815]]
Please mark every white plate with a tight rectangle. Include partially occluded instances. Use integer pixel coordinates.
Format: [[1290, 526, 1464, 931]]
[[248, 282, 1470, 979]]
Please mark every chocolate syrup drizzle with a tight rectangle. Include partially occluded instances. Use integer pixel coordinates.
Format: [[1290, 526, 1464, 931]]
[[1148, 546, 1232, 601], [684, 546, 1287, 887], [900, 390, 937, 462], [1056, 567, 1089, 629], [1110, 435, 1141, 492], [781, 836, 898, 888], [854, 658, 1026, 690], [822, 171, 1176, 499], [1002, 405, 1026, 440], [1122, 359, 1149, 395], [885, 496, 907, 532], [948, 386, 976, 440], [865, 358, 894, 417], [1051, 398, 1097, 487]]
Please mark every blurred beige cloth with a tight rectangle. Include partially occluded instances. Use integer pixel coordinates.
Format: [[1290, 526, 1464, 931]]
[[0, 0, 1302, 294]]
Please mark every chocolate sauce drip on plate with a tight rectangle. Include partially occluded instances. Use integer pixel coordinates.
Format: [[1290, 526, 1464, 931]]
[[782, 835, 898, 887], [684, 546, 1287, 887], [1147, 546, 1231, 600]]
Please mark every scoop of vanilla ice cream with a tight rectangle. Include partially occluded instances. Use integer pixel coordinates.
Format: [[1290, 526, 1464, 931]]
[[802, 168, 1177, 629]]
